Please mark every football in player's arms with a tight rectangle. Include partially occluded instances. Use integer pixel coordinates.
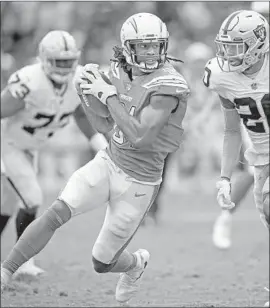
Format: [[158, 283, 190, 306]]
[[1, 13, 190, 306], [77, 68, 112, 118]]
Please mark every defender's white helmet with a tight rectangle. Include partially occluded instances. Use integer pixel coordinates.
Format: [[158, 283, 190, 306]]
[[39, 30, 81, 83], [120, 13, 169, 72], [215, 10, 269, 72]]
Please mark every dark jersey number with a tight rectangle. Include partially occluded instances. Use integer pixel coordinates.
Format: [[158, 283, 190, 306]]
[[234, 94, 270, 133], [23, 113, 55, 135], [59, 111, 74, 128], [262, 93, 270, 127], [23, 111, 74, 137], [203, 67, 211, 87]]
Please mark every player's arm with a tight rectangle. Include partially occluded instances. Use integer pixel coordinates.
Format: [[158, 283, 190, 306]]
[[73, 104, 98, 139], [219, 95, 242, 180], [1, 87, 25, 118], [107, 94, 180, 148], [76, 95, 114, 134], [73, 104, 109, 151]]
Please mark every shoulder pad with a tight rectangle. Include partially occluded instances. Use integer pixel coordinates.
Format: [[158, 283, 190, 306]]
[[142, 67, 190, 98], [203, 57, 233, 95]]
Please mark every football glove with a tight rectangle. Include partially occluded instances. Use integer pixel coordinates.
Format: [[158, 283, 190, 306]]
[[80, 64, 117, 105], [216, 179, 235, 210]]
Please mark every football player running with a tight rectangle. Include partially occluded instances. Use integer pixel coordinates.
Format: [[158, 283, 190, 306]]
[[212, 1, 270, 251], [0, 30, 108, 276], [1, 13, 189, 304], [203, 10, 269, 306]]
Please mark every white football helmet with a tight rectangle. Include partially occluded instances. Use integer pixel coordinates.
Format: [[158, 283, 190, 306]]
[[215, 10, 269, 72], [39, 30, 81, 84], [120, 13, 169, 72]]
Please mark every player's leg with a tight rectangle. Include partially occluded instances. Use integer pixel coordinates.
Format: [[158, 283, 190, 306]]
[[1, 144, 42, 238], [91, 162, 159, 303], [92, 182, 158, 272], [1, 150, 110, 290], [253, 164, 269, 307], [0, 172, 18, 236], [212, 166, 254, 249], [146, 153, 170, 225], [253, 164, 269, 229], [0, 214, 10, 236], [1, 143, 45, 275]]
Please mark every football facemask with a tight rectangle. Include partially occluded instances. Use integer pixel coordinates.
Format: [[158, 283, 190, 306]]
[[215, 10, 269, 72], [121, 13, 169, 73], [127, 40, 168, 72], [39, 30, 81, 84]]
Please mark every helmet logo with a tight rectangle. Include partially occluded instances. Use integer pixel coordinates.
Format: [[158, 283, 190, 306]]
[[244, 54, 253, 65], [253, 25, 266, 42]]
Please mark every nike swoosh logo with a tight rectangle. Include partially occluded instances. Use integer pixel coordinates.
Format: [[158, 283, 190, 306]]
[[134, 262, 148, 282], [135, 193, 146, 197]]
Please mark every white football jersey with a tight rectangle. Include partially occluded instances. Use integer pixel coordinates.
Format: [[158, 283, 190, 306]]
[[203, 53, 269, 166], [2, 63, 83, 150]]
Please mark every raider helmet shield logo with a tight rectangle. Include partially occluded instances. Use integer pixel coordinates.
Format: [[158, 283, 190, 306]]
[[253, 25, 267, 42]]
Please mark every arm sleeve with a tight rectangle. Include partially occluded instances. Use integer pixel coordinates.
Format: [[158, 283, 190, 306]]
[[221, 106, 242, 179]]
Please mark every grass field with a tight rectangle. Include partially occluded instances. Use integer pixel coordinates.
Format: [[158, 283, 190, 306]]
[[1, 184, 269, 307]]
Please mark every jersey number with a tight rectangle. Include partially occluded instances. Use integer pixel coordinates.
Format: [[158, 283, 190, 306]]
[[23, 112, 73, 137], [234, 94, 270, 133], [113, 106, 136, 144], [9, 73, 30, 100], [203, 67, 211, 87]]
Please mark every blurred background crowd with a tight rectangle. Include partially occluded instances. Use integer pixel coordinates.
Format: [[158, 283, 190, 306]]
[[0, 1, 261, 196]]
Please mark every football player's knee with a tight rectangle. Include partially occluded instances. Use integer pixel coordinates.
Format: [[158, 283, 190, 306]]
[[44, 199, 72, 230], [92, 255, 116, 273], [109, 212, 135, 240]]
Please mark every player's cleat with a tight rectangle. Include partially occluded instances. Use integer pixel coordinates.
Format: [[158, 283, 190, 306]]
[[115, 249, 150, 304], [212, 210, 232, 249], [14, 258, 45, 277]]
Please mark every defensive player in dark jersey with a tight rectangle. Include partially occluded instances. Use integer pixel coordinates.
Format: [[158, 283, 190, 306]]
[[1, 13, 190, 304]]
